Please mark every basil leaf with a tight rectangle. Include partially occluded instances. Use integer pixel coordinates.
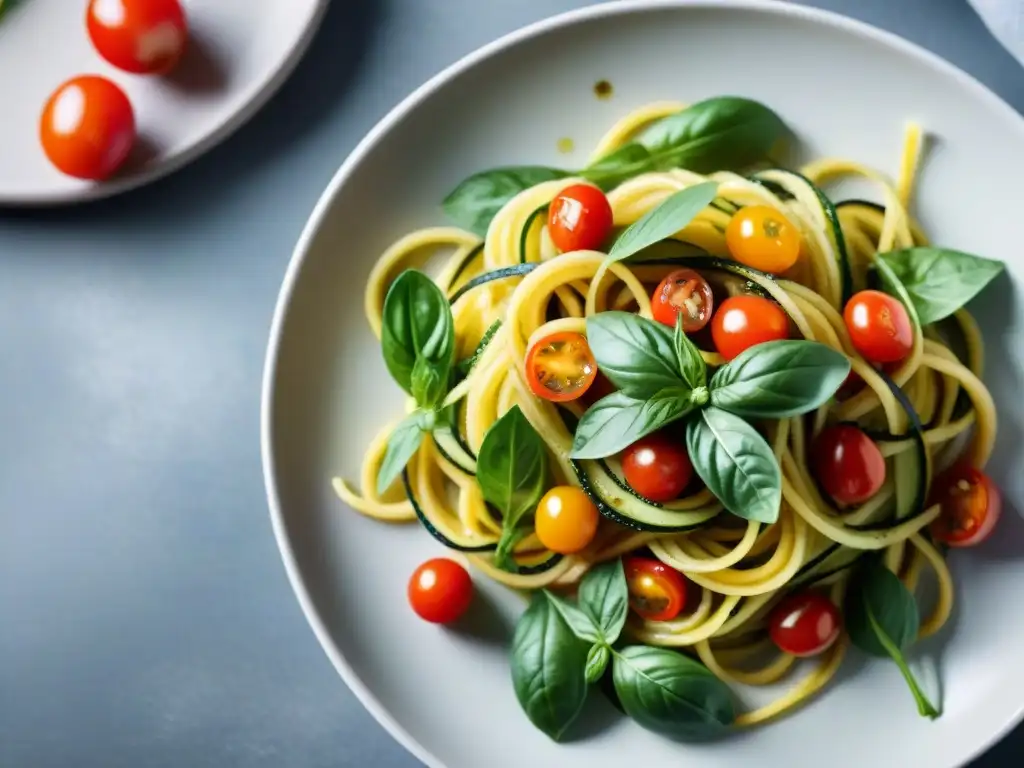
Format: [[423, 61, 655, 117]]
[[494, 528, 528, 573], [586, 644, 611, 684], [674, 314, 707, 391], [410, 358, 447, 410], [605, 182, 718, 264], [376, 411, 429, 494], [510, 592, 591, 741], [612, 646, 735, 740], [709, 340, 850, 419], [443, 166, 569, 237], [581, 144, 653, 188], [544, 592, 601, 644], [845, 560, 940, 718], [381, 270, 456, 399], [578, 560, 629, 645], [873, 257, 922, 328], [570, 390, 694, 460], [685, 407, 781, 523], [877, 248, 1005, 325], [585, 311, 684, 398]]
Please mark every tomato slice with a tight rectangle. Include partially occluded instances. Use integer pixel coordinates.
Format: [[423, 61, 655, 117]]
[[525, 331, 597, 402], [769, 591, 841, 657], [624, 557, 687, 622], [929, 464, 1002, 547], [651, 268, 715, 331]]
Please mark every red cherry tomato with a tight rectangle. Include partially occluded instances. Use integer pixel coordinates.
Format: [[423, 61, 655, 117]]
[[525, 331, 597, 402], [769, 592, 842, 657], [408, 558, 474, 624], [87, 0, 188, 75], [843, 290, 914, 364], [710, 295, 789, 361], [621, 433, 694, 502], [624, 557, 687, 622], [651, 268, 715, 332], [929, 465, 1002, 547], [547, 184, 613, 253], [814, 425, 886, 506], [40, 75, 136, 181]]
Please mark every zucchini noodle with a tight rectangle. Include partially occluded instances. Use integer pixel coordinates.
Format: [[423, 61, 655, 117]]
[[334, 104, 996, 728]]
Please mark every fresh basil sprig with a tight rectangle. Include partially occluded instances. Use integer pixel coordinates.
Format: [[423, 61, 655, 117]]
[[844, 559, 941, 719], [443, 167, 569, 237], [585, 311, 688, 398], [476, 406, 548, 569], [377, 410, 434, 495], [570, 389, 695, 459], [605, 182, 718, 264]]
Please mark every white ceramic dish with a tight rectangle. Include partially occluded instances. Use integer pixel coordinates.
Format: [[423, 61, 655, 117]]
[[0, 0, 327, 205], [261, 2, 1024, 767]]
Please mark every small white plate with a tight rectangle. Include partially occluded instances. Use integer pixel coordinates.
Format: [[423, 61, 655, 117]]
[[262, 2, 1024, 767], [0, 0, 327, 205]]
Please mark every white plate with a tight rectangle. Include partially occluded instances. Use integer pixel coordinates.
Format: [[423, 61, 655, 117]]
[[0, 0, 327, 205], [261, 2, 1024, 767]]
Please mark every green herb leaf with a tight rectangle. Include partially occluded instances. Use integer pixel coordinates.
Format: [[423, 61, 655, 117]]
[[845, 560, 940, 719], [585, 312, 684, 398], [510, 592, 591, 741], [377, 410, 429, 494], [586, 645, 611, 684], [709, 340, 850, 419], [873, 257, 923, 328], [570, 390, 694, 460], [578, 559, 629, 645], [581, 144, 652, 187], [381, 270, 456, 400], [544, 592, 602, 644], [685, 407, 781, 523], [443, 166, 569, 237], [612, 645, 735, 740], [674, 313, 707, 390], [605, 182, 718, 264], [410, 358, 447, 410], [877, 248, 1005, 325]]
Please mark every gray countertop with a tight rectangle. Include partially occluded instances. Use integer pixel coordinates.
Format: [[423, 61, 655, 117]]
[[1, 1, 1021, 766]]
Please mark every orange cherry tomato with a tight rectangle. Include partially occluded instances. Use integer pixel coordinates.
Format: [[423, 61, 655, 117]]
[[547, 184, 613, 253], [769, 592, 842, 657], [725, 205, 802, 274], [843, 290, 914, 364], [40, 75, 136, 181], [621, 433, 694, 502], [813, 425, 886, 507], [929, 465, 1002, 547], [408, 558, 474, 624], [624, 557, 687, 622], [710, 295, 789, 361], [650, 268, 715, 332], [535, 486, 600, 554], [87, 0, 189, 75], [524, 331, 597, 402]]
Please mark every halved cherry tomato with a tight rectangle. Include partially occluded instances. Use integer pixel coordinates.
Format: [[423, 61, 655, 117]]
[[624, 557, 687, 622], [843, 290, 914, 364], [87, 0, 189, 75], [40, 75, 136, 181], [710, 295, 789, 361], [814, 425, 886, 506], [547, 184, 613, 253], [725, 205, 801, 274], [769, 591, 841, 657], [651, 268, 715, 331], [535, 486, 600, 554], [929, 464, 1002, 547], [525, 331, 597, 402], [408, 558, 473, 624], [621, 433, 693, 502]]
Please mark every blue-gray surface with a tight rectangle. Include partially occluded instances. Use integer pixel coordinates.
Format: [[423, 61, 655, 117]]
[[1, 0, 1021, 766]]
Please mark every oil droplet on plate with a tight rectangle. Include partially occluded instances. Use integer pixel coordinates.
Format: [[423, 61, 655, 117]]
[[557, 137, 575, 154], [594, 80, 613, 100]]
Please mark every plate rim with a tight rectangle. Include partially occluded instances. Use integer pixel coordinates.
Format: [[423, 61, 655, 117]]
[[260, 2, 1024, 766], [0, 0, 330, 207]]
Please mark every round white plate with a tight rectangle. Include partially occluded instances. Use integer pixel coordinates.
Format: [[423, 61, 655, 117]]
[[262, 2, 1024, 767], [0, 0, 327, 205]]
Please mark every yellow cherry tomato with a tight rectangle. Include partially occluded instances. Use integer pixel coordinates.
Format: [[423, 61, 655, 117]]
[[725, 205, 801, 274], [535, 486, 600, 554]]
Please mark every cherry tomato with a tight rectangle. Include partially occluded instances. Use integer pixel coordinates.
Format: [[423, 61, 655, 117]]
[[624, 557, 687, 622], [621, 433, 694, 502], [87, 0, 189, 75], [929, 465, 1002, 547], [40, 76, 136, 181], [725, 205, 801, 274], [710, 295, 789, 361], [769, 591, 842, 657], [547, 184, 613, 253], [651, 268, 715, 332], [525, 331, 597, 402], [535, 486, 600, 554], [408, 558, 474, 624], [814, 425, 886, 506], [843, 290, 914, 364]]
